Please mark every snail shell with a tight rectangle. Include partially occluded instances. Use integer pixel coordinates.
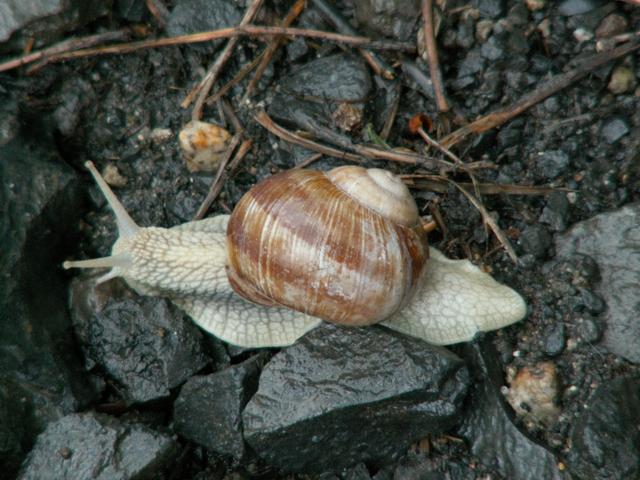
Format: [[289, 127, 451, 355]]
[[226, 166, 428, 326]]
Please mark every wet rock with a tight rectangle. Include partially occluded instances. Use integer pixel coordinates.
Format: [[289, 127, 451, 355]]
[[457, 49, 486, 78], [53, 78, 96, 138], [555, 203, 640, 363], [540, 192, 570, 232], [71, 281, 209, 403], [505, 362, 560, 428], [0, 125, 96, 476], [568, 375, 640, 479], [353, 0, 420, 41], [18, 412, 179, 480], [243, 324, 469, 473], [173, 355, 263, 458], [270, 54, 371, 130], [535, 149, 570, 179], [481, 35, 506, 61], [476, 0, 506, 19], [595, 13, 628, 39], [519, 225, 553, 259], [286, 37, 309, 63], [607, 66, 636, 95], [543, 322, 566, 357], [0, 0, 111, 46], [458, 341, 563, 480], [557, 0, 605, 16], [166, 0, 240, 52], [281, 54, 371, 103]]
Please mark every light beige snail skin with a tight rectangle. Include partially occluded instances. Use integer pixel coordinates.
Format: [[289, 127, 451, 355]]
[[64, 162, 526, 348]]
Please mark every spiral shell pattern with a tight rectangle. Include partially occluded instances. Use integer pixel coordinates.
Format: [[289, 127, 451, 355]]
[[226, 167, 429, 326]]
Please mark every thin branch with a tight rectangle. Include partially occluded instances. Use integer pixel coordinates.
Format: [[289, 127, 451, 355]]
[[0, 26, 415, 73], [309, 0, 395, 79], [401, 175, 569, 195], [254, 110, 364, 162], [144, 0, 169, 27], [243, 0, 306, 101], [447, 180, 518, 263], [0, 29, 131, 73], [440, 40, 640, 149], [206, 52, 265, 105], [421, 0, 450, 112], [187, 0, 265, 119]]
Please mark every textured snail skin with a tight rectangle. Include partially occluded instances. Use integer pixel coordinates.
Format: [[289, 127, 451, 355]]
[[64, 162, 526, 348]]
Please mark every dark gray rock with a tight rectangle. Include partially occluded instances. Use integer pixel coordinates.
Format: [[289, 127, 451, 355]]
[[71, 281, 210, 403], [457, 49, 486, 78], [0, 377, 33, 473], [536, 150, 570, 179], [166, 0, 240, 53], [475, 0, 506, 18], [173, 355, 263, 458], [353, 0, 420, 41], [18, 412, 179, 480], [568, 375, 640, 479], [601, 117, 630, 144], [557, 0, 606, 16], [0, 124, 97, 476], [53, 78, 96, 138], [458, 341, 564, 480], [520, 225, 553, 258], [242, 324, 469, 473], [540, 192, 570, 232], [481, 35, 506, 61], [554, 204, 640, 363], [0, 0, 111, 46], [281, 54, 372, 103], [543, 322, 566, 357]]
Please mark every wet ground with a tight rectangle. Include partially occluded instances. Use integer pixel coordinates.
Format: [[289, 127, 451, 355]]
[[1, 0, 639, 478]]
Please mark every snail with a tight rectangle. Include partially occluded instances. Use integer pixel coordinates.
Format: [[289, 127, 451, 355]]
[[64, 162, 526, 348]]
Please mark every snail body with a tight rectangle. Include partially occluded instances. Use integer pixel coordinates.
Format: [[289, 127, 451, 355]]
[[64, 162, 526, 347]]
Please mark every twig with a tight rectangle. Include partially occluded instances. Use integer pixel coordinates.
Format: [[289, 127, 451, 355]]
[[294, 153, 323, 169], [447, 180, 518, 263], [254, 110, 363, 162], [596, 29, 640, 51], [0, 26, 415, 73], [421, 0, 450, 112], [194, 134, 242, 220], [255, 110, 494, 171], [187, 0, 265, 119], [440, 40, 640, 149], [243, 0, 306, 101], [309, 0, 395, 79], [144, 0, 169, 27], [0, 29, 131, 73], [379, 83, 400, 141], [206, 53, 265, 104], [401, 175, 568, 195]]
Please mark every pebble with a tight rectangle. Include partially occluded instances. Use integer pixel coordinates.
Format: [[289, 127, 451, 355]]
[[539, 191, 570, 232], [102, 164, 127, 188], [595, 13, 628, 38], [525, 0, 546, 11], [607, 66, 637, 95], [601, 117, 630, 143], [519, 225, 553, 258], [476, 0, 506, 19], [557, 0, 606, 16], [505, 362, 561, 427], [543, 322, 566, 356], [536, 149, 570, 179]]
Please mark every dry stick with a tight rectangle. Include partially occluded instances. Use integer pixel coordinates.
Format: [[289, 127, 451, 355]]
[[187, 0, 265, 119], [0, 29, 131, 73], [401, 175, 566, 195], [0, 26, 414, 73], [144, 0, 169, 27], [309, 0, 395, 80], [440, 40, 640, 149], [379, 83, 400, 141], [206, 52, 265, 105], [294, 152, 324, 169], [447, 180, 518, 263], [255, 110, 364, 162], [243, 0, 306, 101], [194, 138, 252, 219], [421, 0, 450, 112], [194, 134, 243, 220]]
